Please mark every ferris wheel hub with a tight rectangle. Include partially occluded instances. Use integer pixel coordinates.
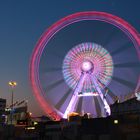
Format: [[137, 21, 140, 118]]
[[81, 60, 94, 73]]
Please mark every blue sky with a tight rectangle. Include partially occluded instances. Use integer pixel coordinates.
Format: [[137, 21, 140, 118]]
[[0, 0, 140, 116]]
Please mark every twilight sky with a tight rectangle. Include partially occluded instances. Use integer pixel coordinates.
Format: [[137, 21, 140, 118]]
[[0, 0, 140, 117]]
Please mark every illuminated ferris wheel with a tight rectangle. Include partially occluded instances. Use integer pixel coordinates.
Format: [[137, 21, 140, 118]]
[[30, 12, 140, 120]]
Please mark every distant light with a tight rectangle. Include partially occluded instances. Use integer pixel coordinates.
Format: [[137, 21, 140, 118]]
[[114, 119, 118, 124], [25, 127, 35, 130], [2, 114, 6, 117], [5, 108, 11, 111], [29, 112, 32, 116], [33, 121, 38, 125], [25, 100, 28, 103]]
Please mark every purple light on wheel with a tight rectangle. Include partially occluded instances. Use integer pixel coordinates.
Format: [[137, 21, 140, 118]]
[[62, 42, 114, 93]]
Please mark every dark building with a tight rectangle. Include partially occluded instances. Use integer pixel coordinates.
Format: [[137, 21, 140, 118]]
[[111, 97, 140, 115], [0, 98, 6, 124], [6, 106, 28, 125]]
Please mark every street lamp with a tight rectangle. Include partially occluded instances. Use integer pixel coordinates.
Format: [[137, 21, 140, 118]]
[[8, 81, 17, 125]]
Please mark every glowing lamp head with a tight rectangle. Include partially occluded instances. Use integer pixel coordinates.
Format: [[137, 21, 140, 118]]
[[114, 119, 119, 124], [8, 81, 17, 87], [81, 60, 93, 72]]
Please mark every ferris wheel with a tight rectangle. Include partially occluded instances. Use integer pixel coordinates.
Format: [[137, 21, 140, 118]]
[[30, 12, 140, 120]]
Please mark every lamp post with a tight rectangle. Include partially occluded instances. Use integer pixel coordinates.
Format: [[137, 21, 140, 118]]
[[9, 81, 17, 125]]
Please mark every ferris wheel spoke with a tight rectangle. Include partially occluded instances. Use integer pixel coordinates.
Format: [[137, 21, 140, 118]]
[[106, 88, 117, 102], [49, 51, 64, 59], [112, 76, 136, 89], [75, 97, 83, 113], [98, 95, 109, 117], [111, 43, 131, 56], [45, 79, 64, 93], [114, 62, 140, 68], [92, 97, 97, 117], [55, 89, 72, 110], [103, 30, 118, 47], [122, 92, 134, 102], [43, 67, 61, 73], [94, 97, 102, 117]]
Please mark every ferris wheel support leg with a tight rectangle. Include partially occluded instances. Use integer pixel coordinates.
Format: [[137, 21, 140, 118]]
[[63, 72, 87, 119], [92, 77, 111, 117]]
